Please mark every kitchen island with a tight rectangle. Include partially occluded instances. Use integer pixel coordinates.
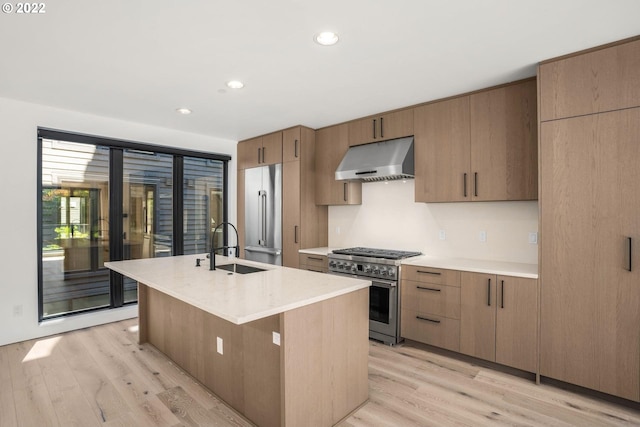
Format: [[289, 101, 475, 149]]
[[105, 255, 370, 427]]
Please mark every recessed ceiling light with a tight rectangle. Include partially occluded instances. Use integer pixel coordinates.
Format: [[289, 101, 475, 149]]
[[176, 108, 192, 115], [227, 80, 244, 89], [314, 31, 339, 46]]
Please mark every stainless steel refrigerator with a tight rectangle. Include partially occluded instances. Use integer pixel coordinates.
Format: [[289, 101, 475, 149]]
[[244, 164, 282, 265]]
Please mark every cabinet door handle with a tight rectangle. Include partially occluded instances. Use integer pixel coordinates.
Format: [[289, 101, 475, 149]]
[[487, 278, 491, 306], [307, 268, 324, 273], [343, 182, 348, 202], [294, 139, 299, 158], [463, 173, 468, 197], [294, 225, 299, 244], [474, 172, 478, 197], [626, 237, 632, 272], [417, 270, 441, 276], [380, 117, 384, 138], [417, 286, 441, 292], [416, 316, 441, 324], [262, 146, 266, 163], [372, 119, 377, 139], [257, 148, 261, 164], [307, 256, 323, 261], [500, 280, 504, 309]]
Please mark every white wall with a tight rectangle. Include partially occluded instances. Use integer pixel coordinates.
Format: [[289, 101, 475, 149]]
[[0, 96, 237, 346], [329, 180, 538, 264]]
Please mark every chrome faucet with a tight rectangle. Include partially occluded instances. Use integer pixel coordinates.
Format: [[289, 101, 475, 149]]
[[209, 222, 240, 270]]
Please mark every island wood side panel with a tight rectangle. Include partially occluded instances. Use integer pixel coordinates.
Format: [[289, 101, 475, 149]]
[[138, 283, 368, 427], [138, 284, 282, 427], [281, 287, 369, 426]]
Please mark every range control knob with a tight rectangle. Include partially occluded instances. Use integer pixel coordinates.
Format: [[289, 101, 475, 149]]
[[380, 267, 388, 276], [388, 269, 396, 278], [337, 262, 344, 269], [373, 266, 380, 275], [350, 264, 357, 272], [329, 260, 336, 268], [364, 264, 372, 273]]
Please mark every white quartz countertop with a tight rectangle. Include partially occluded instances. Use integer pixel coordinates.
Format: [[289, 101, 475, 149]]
[[105, 255, 370, 325], [298, 247, 336, 256], [402, 255, 538, 279]]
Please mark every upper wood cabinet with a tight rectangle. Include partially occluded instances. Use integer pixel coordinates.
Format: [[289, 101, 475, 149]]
[[414, 78, 537, 202], [237, 132, 283, 169], [460, 272, 538, 373], [281, 127, 328, 268], [469, 79, 538, 201], [348, 109, 414, 146], [539, 37, 640, 122], [315, 124, 362, 205], [414, 97, 471, 203]]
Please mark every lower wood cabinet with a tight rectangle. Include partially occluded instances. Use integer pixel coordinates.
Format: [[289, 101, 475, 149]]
[[400, 266, 461, 352], [460, 272, 538, 373], [298, 254, 327, 273]]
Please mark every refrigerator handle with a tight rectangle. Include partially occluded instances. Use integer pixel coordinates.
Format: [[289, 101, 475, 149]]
[[258, 190, 266, 246], [261, 191, 268, 246]]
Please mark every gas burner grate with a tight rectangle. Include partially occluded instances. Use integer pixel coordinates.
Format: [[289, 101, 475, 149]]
[[332, 247, 421, 260]]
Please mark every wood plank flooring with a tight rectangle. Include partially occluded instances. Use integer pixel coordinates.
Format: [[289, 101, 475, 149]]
[[1, 318, 638, 426]]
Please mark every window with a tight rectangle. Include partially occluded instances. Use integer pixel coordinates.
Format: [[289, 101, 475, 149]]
[[38, 129, 230, 320]]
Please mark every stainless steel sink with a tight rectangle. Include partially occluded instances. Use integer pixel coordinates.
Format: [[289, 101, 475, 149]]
[[217, 263, 265, 275]]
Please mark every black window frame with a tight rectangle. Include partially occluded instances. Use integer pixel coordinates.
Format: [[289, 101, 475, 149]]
[[37, 127, 230, 321]]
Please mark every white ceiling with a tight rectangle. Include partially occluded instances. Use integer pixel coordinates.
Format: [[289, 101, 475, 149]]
[[1, 0, 639, 141]]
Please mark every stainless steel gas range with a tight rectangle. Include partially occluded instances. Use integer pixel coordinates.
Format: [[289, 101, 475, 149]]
[[328, 247, 421, 345]]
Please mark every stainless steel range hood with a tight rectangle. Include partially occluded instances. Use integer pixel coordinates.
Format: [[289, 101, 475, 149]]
[[335, 136, 414, 182]]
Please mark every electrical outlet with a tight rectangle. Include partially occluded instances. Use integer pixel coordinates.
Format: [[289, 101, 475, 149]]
[[528, 232, 538, 244], [13, 304, 23, 317], [479, 231, 487, 243], [335, 226, 341, 235], [216, 337, 223, 355], [272, 331, 281, 346], [438, 229, 446, 241]]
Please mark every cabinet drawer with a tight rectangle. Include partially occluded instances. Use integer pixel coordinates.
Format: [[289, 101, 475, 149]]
[[401, 281, 460, 319], [401, 265, 460, 287], [298, 254, 327, 272], [401, 309, 460, 352]]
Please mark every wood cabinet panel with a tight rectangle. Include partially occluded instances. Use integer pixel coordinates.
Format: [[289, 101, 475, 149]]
[[299, 254, 327, 273], [469, 80, 538, 201], [540, 109, 640, 401], [401, 309, 460, 352], [283, 127, 301, 163], [261, 132, 283, 165], [315, 124, 361, 205], [282, 161, 300, 268], [401, 265, 460, 287], [460, 272, 497, 361], [238, 137, 263, 170], [348, 109, 414, 146], [495, 276, 538, 373], [414, 97, 471, 202], [237, 132, 282, 169], [402, 280, 460, 319], [539, 38, 640, 122]]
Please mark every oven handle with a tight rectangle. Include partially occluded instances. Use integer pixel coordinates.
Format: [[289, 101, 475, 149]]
[[327, 271, 396, 287]]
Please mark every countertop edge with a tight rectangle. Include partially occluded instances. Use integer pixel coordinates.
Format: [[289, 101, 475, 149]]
[[401, 256, 539, 279]]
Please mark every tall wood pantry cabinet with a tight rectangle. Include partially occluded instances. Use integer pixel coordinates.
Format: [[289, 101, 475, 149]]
[[539, 36, 640, 402], [281, 126, 328, 268]]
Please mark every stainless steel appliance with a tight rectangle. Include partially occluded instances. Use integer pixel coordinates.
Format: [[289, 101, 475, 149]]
[[328, 247, 421, 345], [244, 164, 282, 265], [335, 136, 415, 182]]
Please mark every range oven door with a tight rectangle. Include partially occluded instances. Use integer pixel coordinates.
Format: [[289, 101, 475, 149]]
[[329, 270, 399, 344], [368, 278, 398, 341]]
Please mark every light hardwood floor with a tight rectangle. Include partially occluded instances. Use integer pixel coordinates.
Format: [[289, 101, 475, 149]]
[[1, 319, 638, 427]]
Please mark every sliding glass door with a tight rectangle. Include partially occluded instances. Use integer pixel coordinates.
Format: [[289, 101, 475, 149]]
[[41, 141, 111, 317], [38, 130, 229, 320]]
